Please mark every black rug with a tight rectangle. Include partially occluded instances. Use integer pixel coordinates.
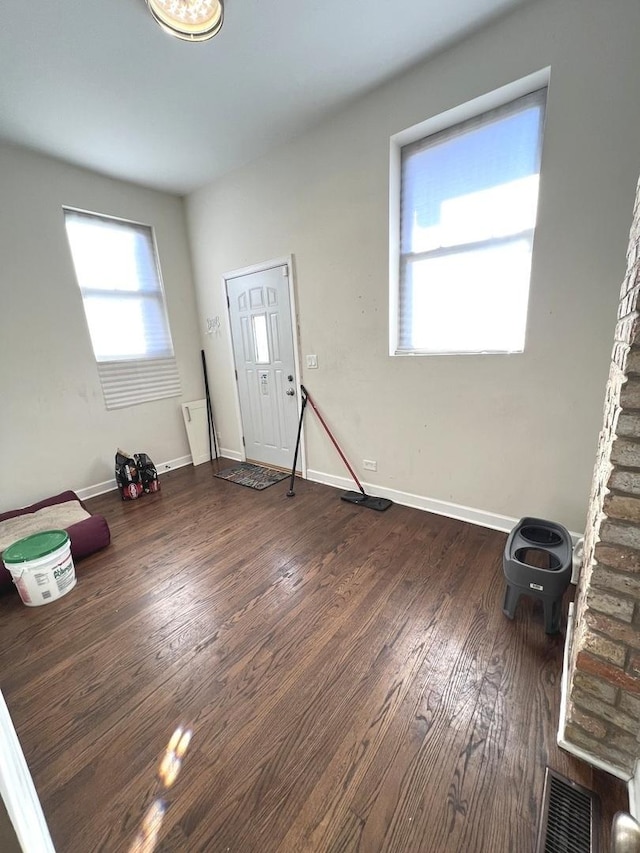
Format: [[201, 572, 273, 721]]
[[215, 462, 288, 491]]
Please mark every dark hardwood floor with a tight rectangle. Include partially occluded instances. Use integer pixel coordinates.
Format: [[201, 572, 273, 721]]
[[0, 463, 627, 851]]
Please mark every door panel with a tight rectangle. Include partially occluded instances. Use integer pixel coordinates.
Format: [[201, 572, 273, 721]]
[[227, 264, 299, 470]]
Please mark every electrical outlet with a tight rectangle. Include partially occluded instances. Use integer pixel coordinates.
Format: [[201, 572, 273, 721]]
[[363, 460, 377, 471], [306, 354, 318, 369]]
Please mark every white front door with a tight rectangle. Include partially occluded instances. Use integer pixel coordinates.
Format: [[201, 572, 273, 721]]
[[226, 263, 300, 470]]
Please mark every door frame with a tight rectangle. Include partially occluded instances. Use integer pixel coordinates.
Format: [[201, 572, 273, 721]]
[[222, 255, 306, 478]]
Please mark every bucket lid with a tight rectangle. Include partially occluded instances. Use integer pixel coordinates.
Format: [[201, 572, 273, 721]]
[[3, 530, 69, 564]]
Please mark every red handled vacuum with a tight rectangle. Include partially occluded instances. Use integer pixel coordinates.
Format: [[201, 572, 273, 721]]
[[287, 385, 393, 511]]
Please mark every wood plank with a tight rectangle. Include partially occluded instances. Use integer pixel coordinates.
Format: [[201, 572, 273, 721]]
[[0, 463, 628, 852]]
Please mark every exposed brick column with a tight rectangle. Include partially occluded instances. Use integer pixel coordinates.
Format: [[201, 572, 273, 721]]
[[566, 177, 640, 775]]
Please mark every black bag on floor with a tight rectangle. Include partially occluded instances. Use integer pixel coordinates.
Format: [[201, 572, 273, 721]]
[[115, 449, 143, 501], [135, 453, 160, 494]]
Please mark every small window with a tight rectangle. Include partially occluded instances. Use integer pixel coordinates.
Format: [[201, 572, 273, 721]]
[[64, 209, 181, 409], [390, 81, 547, 355], [252, 314, 271, 363]]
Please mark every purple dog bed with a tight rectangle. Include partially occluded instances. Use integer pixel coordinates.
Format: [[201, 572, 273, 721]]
[[0, 491, 110, 592]]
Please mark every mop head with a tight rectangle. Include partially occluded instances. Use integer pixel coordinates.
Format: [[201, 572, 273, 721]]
[[341, 491, 393, 512]]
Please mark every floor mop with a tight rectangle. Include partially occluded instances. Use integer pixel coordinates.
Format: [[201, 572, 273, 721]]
[[287, 385, 393, 511]]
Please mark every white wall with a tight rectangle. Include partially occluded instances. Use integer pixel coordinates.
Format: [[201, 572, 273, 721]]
[[0, 144, 202, 512], [187, 0, 640, 533]]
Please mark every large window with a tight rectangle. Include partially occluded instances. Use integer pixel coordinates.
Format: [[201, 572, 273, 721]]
[[390, 77, 548, 355], [64, 209, 181, 409]]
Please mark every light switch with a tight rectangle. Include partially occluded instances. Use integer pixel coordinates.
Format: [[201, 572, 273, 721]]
[[306, 354, 318, 369]]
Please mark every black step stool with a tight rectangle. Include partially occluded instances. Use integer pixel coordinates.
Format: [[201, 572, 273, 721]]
[[503, 517, 572, 634]]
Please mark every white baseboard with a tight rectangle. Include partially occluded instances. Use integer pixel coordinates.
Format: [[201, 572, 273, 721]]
[[306, 469, 583, 539], [219, 447, 243, 462], [153, 455, 193, 475], [75, 455, 192, 501], [0, 690, 55, 852], [75, 479, 119, 502], [193, 449, 244, 465], [191, 448, 244, 462], [191, 452, 212, 466]]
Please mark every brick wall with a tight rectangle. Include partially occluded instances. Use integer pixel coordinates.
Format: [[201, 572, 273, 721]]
[[566, 178, 640, 775]]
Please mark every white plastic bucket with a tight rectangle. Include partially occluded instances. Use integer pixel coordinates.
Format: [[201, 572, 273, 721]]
[[2, 530, 76, 607]]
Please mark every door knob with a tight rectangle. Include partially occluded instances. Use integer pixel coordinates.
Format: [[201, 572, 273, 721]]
[[286, 388, 295, 396]]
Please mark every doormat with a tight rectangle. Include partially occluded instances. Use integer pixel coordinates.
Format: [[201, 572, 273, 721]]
[[215, 463, 288, 491]]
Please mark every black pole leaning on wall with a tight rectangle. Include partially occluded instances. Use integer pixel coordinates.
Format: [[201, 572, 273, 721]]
[[201, 349, 219, 461]]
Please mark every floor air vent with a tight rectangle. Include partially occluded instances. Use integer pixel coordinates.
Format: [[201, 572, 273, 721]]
[[536, 768, 601, 853]]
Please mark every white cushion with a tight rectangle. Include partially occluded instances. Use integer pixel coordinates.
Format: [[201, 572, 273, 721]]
[[0, 501, 90, 555]]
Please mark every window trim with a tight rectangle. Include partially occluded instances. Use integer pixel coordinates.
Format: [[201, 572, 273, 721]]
[[389, 67, 551, 357]]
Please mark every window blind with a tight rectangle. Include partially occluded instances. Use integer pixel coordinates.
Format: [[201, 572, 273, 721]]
[[398, 87, 547, 354], [64, 208, 181, 408], [97, 358, 181, 410]]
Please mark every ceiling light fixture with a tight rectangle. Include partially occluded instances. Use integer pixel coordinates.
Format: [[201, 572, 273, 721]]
[[146, 0, 224, 42]]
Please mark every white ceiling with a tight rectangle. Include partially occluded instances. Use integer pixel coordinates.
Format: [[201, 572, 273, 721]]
[[0, 0, 528, 195]]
